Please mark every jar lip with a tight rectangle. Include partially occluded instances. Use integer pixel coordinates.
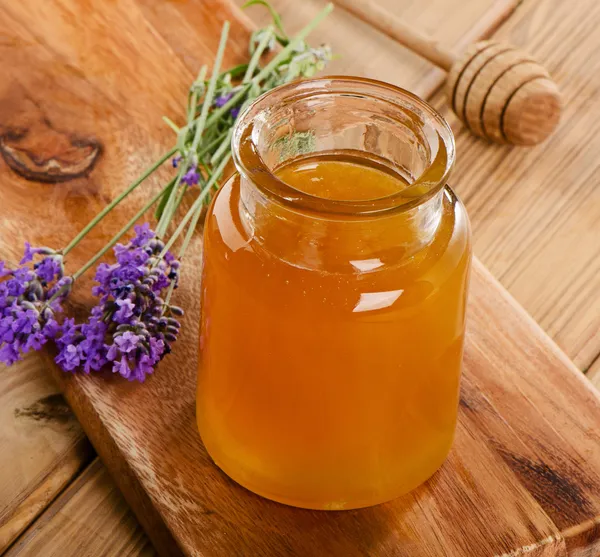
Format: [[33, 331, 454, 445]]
[[232, 76, 455, 216]]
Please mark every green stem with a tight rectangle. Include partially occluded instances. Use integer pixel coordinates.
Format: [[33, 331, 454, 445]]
[[189, 23, 230, 156], [209, 129, 233, 166], [197, 130, 229, 161], [243, 0, 289, 41], [163, 155, 229, 306], [252, 3, 333, 81], [73, 184, 170, 281], [62, 147, 177, 256], [156, 169, 184, 237], [243, 26, 273, 82], [188, 66, 207, 122], [162, 127, 229, 226], [162, 116, 180, 134], [163, 190, 205, 307], [205, 3, 333, 128], [159, 153, 231, 260]]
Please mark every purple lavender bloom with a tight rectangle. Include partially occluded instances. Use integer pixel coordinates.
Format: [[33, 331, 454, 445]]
[[56, 310, 109, 375], [131, 223, 155, 248], [230, 106, 240, 119], [214, 91, 234, 108], [20, 242, 37, 264], [55, 223, 182, 382], [115, 331, 140, 354], [59, 344, 81, 371], [0, 343, 19, 366], [114, 297, 135, 323], [20, 242, 53, 265], [0, 243, 70, 366], [34, 256, 63, 284], [172, 155, 182, 168], [181, 165, 200, 187]]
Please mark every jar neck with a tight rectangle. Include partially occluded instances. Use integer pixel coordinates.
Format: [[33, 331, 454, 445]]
[[231, 77, 455, 272], [239, 174, 444, 272]]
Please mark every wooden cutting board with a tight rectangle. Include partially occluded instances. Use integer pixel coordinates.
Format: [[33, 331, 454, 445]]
[[1, 1, 600, 556]]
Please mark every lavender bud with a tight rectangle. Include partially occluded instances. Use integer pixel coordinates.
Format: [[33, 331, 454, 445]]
[[25, 291, 38, 302], [169, 306, 184, 317], [31, 282, 44, 300], [166, 325, 179, 335], [165, 333, 178, 342]]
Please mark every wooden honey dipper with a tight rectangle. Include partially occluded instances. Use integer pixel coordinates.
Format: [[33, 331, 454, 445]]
[[334, 0, 561, 145]]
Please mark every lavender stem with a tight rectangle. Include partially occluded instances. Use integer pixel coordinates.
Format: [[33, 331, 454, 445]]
[[242, 26, 274, 82], [159, 153, 231, 261], [62, 147, 177, 257], [73, 183, 172, 281]]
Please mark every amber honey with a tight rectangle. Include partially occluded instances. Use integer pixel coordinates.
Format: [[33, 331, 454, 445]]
[[197, 150, 471, 509]]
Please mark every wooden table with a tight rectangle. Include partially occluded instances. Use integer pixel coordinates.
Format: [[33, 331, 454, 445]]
[[1, 0, 599, 555]]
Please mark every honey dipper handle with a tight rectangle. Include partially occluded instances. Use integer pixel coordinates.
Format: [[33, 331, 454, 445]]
[[334, 0, 455, 71]]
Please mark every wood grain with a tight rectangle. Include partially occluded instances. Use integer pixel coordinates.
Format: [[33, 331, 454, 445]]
[[4, 1, 599, 554], [430, 0, 600, 371], [0, 0, 516, 553], [0, 355, 93, 552], [5, 459, 156, 557], [0, 0, 251, 552], [1, 0, 599, 555], [331, 0, 561, 146], [247, 0, 520, 99], [589, 357, 600, 391], [42, 260, 600, 557]]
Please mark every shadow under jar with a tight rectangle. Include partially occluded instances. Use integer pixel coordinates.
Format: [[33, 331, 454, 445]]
[[197, 77, 471, 510]]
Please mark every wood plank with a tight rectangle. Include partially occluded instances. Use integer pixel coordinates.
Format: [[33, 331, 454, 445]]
[[247, 0, 519, 98], [429, 0, 600, 370], [0, 0, 252, 551], [5, 459, 156, 557], [2, 0, 599, 556], [587, 356, 600, 391], [45, 262, 600, 557], [0, 356, 93, 552], [0, 0, 514, 552], [4, 0, 597, 554], [466, 261, 600, 554]]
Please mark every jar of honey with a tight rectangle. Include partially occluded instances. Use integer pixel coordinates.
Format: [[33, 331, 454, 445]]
[[197, 77, 471, 510]]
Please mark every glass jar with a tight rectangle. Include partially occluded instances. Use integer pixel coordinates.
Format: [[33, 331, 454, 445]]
[[197, 77, 471, 510]]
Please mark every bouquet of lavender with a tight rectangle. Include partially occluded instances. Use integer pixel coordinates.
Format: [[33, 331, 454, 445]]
[[0, 2, 333, 381]]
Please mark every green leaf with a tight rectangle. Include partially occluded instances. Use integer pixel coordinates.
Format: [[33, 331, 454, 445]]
[[243, 0, 288, 41], [154, 178, 177, 221], [221, 63, 249, 80]]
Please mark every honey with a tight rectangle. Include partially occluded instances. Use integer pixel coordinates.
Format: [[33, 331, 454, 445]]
[[197, 77, 471, 509]]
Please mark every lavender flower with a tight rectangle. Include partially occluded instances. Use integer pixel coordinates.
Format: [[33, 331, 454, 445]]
[[0, 244, 71, 365], [181, 164, 200, 187], [214, 91, 241, 120], [55, 224, 182, 382], [214, 92, 234, 107]]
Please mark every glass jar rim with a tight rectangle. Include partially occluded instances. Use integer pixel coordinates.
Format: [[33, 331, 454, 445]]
[[232, 76, 455, 216]]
